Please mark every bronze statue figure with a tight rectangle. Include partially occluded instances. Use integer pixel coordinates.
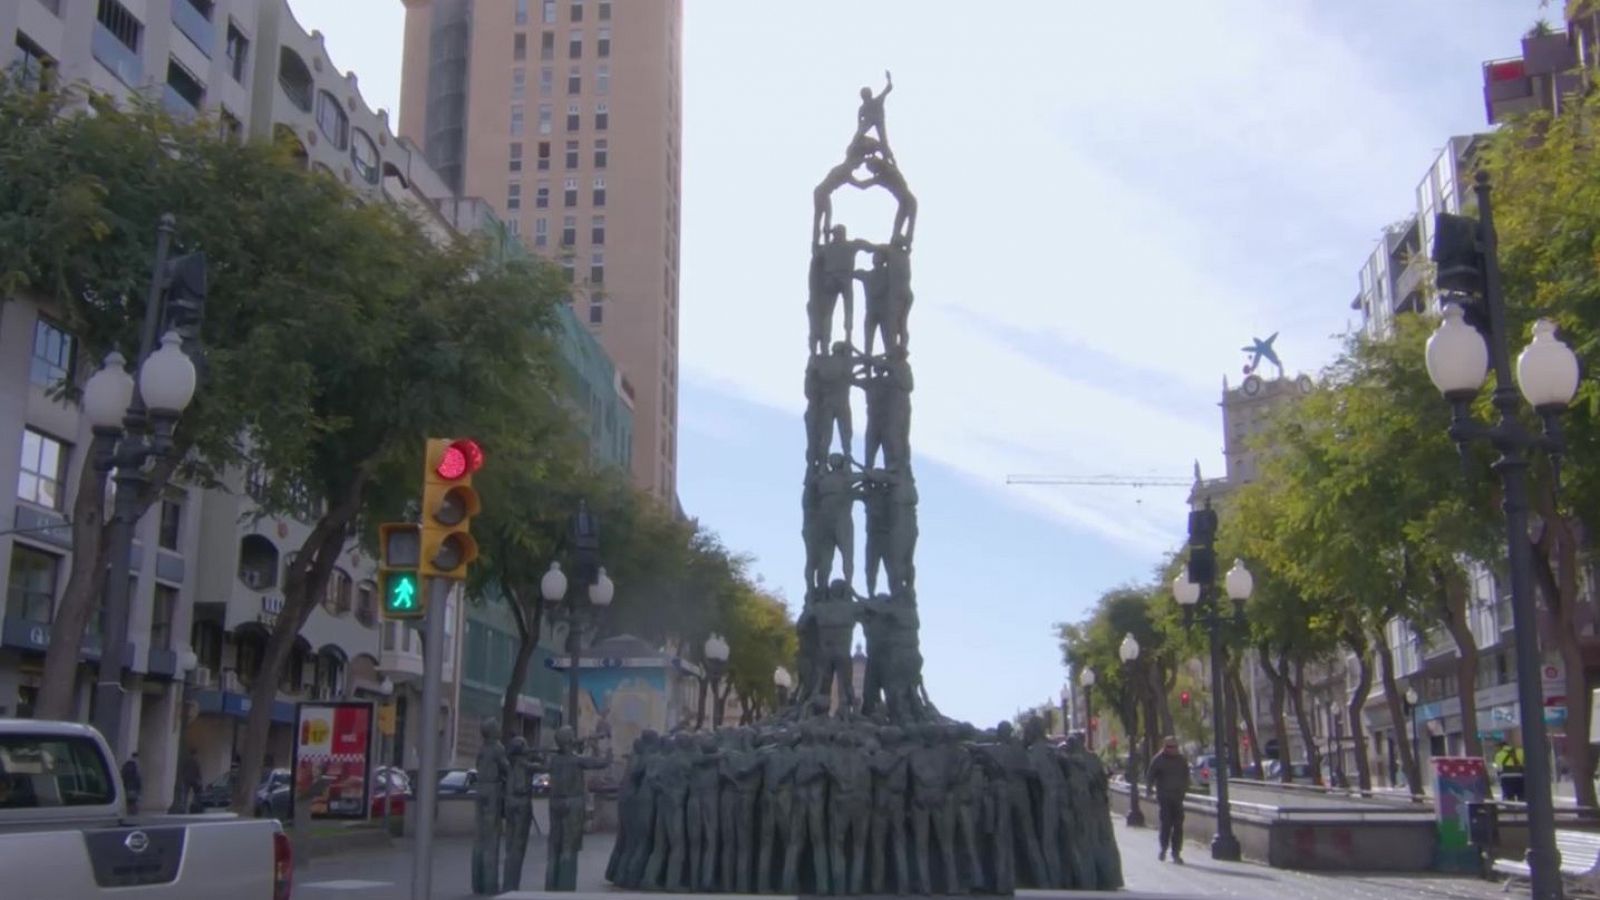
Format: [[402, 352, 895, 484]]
[[502, 736, 536, 891], [854, 70, 895, 164], [685, 732, 721, 891], [642, 733, 693, 891], [545, 726, 611, 891], [471, 716, 508, 896]]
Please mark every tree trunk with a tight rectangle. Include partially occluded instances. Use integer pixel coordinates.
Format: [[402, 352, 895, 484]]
[[1230, 658, 1264, 775], [1530, 508, 1599, 808], [35, 434, 114, 720], [1375, 631, 1422, 799], [1157, 663, 1176, 741], [1221, 652, 1243, 777], [1286, 658, 1322, 785], [1435, 565, 1484, 760], [231, 476, 365, 813], [1258, 645, 1292, 783], [500, 585, 544, 741], [1343, 623, 1374, 793]]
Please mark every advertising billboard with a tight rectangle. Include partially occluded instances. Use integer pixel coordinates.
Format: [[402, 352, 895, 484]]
[[291, 701, 374, 820]]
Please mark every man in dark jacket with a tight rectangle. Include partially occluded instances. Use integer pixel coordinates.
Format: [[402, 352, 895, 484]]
[[1144, 737, 1190, 863]]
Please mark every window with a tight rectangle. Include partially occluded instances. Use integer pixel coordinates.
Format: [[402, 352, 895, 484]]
[[351, 129, 380, 184], [561, 258, 575, 282], [598, 27, 611, 58], [595, 102, 608, 130], [534, 217, 549, 248], [7, 545, 58, 624], [593, 175, 606, 206], [14, 33, 56, 91], [97, 0, 142, 53], [513, 33, 527, 61], [17, 430, 65, 511], [277, 47, 312, 112], [566, 102, 580, 131], [539, 66, 553, 97], [512, 66, 526, 100], [0, 733, 114, 808], [225, 23, 249, 83], [569, 29, 583, 59], [561, 216, 576, 247], [29, 319, 73, 388], [237, 535, 278, 590], [507, 181, 522, 211], [571, 0, 584, 22], [542, 0, 556, 24], [509, 219, 520, 235], [599, 0, 611, 20], [538, 103, 552, 134], [590, 251, 604, 285], [161, 58, 204, 117], [150, 585, 177, 651], [596, 63, 610, 95], [515, 0, 529, 25], [356, 582, 376, 627], [564, 177, 578, 207], [589, 300, 603, 324], [537, 140, 551, 170], [565, 139, 579, 169], [591, 215, 606, 244], [594, 138, 608, 168], [511, 105, 526, 137], [567, 65, 581, 95], [509, 141, 523, 172], [159, 498, 182, 551], [535, 181, 549, 208], [541, 31, 554, 60]]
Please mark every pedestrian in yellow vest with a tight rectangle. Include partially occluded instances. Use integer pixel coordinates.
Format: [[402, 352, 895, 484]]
[[1494, 740, 1526, 802]]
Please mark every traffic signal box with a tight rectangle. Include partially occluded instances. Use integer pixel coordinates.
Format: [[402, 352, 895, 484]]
[[421, 438, 483, 581], [379, 523, 422, 620]]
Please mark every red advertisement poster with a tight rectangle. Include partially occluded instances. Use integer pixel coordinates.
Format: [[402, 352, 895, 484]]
[[292, 702, 373, 820]]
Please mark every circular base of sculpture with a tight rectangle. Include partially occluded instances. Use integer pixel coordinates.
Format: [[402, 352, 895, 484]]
[[604, 711, 1124, 895]]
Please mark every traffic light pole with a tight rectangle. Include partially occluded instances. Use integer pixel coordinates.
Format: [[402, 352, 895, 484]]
[[411, 576, 448, 900]]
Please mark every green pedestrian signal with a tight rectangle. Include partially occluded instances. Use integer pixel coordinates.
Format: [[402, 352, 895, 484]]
[[379, 522, 424, 620], [385, 571, 419, 614]]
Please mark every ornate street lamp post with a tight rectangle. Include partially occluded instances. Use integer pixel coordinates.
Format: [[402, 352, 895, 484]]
[[1424, 171, 1580, 900], [702, 633, 731, 728], [540, 561, 614, 738], [1173, 558, 1252, 861], [83, 217, 204, 761], [773, 666, 793, 710], [1119, 633, 1146, 827], [1080, 667, 1097, 752]]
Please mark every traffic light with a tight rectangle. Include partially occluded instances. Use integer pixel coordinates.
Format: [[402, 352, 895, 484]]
[[379, 523, 422, 620], [421, 438, 483, 581], [1180, 691, 1192, 708]]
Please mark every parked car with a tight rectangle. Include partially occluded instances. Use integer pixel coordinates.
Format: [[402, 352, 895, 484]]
[[0, 718, 291, 900], [439, 768, 478, 795], [197, 767, 289, 814], [531, 772, 551, 797], [370, 767, 412, 817]]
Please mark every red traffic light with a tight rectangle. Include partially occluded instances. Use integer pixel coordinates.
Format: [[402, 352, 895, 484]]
[[1180, 691, 1192, 707], [435, 438, 485, 480]]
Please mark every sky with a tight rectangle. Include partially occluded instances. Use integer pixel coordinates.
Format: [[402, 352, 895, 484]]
[[287, 0, 1545, 726]]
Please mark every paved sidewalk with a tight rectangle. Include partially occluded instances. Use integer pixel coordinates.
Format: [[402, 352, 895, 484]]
[[1107, 818, 1519, 900], [297, 820, 1523, 899]]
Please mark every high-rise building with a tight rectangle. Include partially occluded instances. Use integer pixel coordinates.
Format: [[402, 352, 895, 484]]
[[399, 0, 683, 500]]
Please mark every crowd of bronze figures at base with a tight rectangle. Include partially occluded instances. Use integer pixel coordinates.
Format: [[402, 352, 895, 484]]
[[606, 713, 1124, 894]]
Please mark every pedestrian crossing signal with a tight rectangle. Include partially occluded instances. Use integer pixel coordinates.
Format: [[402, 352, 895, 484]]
[[379, 522, 423, 620]]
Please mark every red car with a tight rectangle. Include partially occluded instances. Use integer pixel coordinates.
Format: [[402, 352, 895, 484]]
[[370, 767, 411, 817]]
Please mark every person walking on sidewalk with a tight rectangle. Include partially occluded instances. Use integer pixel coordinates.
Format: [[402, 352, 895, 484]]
[[1145, 737, 1191, 863], [1494, 739, 1526, 802]]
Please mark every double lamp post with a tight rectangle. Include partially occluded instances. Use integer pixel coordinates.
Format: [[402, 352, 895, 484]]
[[82, 215, 206, 762], [1424, 170, 1581, 900], [540, 556, 614, 737]]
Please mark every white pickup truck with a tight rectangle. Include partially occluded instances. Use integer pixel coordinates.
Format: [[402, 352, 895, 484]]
[[0, 719, 291, 899]]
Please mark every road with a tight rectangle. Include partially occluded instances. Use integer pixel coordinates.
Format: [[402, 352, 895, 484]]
[[298, 819, 1519, 899]]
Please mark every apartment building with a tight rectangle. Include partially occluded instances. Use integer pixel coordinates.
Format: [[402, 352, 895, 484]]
[[399, 0, 684, 501]]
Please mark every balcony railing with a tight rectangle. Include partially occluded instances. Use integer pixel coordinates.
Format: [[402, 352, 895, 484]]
[[170, 0, 215, 58], [92, 22, 143, 88]]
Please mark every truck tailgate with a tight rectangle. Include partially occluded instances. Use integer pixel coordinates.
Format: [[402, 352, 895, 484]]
[[2, 819, 278, 898]]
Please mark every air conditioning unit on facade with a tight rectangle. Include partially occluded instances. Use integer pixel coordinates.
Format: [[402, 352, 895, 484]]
[[194, 666, 215, 689]]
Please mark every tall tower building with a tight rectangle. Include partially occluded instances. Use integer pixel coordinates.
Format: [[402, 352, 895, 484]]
[[399, 0, 683, 500]]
